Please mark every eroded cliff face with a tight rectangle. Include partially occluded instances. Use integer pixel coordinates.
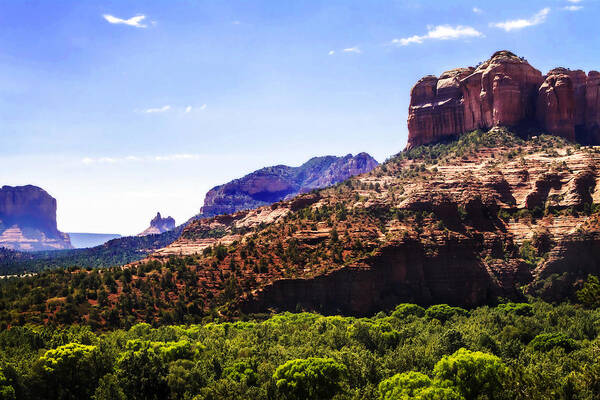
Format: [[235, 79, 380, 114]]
[[196, 153, 378, 219], [407, 68, 473, 148], [407, 50, 600, 149], [145, 130, 600, 315], [0, 185, 72, 251]]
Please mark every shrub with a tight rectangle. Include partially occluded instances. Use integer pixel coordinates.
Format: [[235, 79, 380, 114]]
[[378, 371, 463, 400], [35, 343, 104, 400], [497, 302, 533, 316], [434, 349, 507, 400], [529, 333, 577, 352], [224, 360, 258, 386], [0, 368, 15, 400], [273, 357, 347, 400], [576, 275, 600, 308], [426, 305, 468, 322], [391, 303, 425, 319]]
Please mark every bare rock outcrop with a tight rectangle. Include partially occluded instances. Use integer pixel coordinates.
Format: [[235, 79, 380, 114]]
[[195, 153, 378, 219], [585, 71, 600, 144], [407, 50, 600, 148], [407, 68, 473, 148], [462, 50, 542, 131], [138, 212, 176, 236], [0, 185, 72, 251]]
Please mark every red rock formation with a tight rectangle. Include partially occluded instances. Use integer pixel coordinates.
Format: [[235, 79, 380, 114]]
[[407, 50, 600, 148], [585, 71, 600, 143], [406, 68, 473, 149], [0, 185, 72, 251], [537, 68, 576, 141], [138, 212, 176, 236]]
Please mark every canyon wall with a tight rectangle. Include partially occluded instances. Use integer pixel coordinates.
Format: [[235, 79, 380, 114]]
[[406, 50, 600, 149]]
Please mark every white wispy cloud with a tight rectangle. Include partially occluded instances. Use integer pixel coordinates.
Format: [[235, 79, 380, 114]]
[[143, 105, 171, 113], [328, 50, 335, 55], [342, 47, 361, 54], [391, 25, 483, 46], [490, 8, 550, 31], [184, 104, 206, 112], [563, 5, 583, 11], [567, 0, 582, 3], [473, 7, 483, 14], [82, 154, 201, 165], [103, 14, 147, 28]]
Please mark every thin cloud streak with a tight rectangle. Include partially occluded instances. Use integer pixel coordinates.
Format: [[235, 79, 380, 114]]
[[391, 25, 483, 46], [490, 8, 550, 31], [103, 14, 148, 28], [143, 105, 171, 113], [342, 46, 361, 54]]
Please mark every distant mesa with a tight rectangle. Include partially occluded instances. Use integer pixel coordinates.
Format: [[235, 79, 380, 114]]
[[195, 153, 379, 219], [406, 50, 600, 149], [0, 185, 72, 251], [138, 212, 176, 236]]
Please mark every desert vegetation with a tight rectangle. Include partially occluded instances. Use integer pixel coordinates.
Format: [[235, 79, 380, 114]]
[[1, 300, 600, 399]]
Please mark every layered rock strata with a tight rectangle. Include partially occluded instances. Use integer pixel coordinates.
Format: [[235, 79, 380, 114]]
[[407, 51, 600, 148], [0, 185, 72, 251]]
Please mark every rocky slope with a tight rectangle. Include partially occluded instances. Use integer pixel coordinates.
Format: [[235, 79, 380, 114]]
[[138, 212, 175, 236], [196, 153, 378, 219], [3, 130, 600, 326], [140, 129, 600, 316], [407, 51, 600, 149], [0, 185, 71, 251]]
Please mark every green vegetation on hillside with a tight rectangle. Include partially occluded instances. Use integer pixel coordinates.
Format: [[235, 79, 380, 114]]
[[0, 301, 600, 399], [0, 228, 183, 276]]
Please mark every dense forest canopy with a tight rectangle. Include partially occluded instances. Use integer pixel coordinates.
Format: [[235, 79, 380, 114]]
[[0, 301, 600, 399]]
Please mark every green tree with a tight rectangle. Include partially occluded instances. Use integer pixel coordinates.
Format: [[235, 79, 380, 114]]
[[224, 360, 258, 386], [576, 275, 600, 308], [0, 368, 15, 400], [273, 357, 347, 400], [378, 371, 463, 400], [433, 349, 507, 400], [529, 333, 577, 352], [391, 304, 425, 319], [426, 305, 468, 323], [115, 341, 169, 400], [93, 374, 126, 400], [35, 343, 104, 400]]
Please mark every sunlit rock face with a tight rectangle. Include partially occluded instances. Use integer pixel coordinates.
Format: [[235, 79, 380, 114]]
[[406, 50, 600, 148]]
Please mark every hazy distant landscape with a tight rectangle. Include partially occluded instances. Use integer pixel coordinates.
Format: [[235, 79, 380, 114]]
[[2, 1, 600, 399]]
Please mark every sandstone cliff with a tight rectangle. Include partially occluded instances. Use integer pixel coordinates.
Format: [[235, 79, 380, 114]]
[[138, 212, 176, 236], [147, 130, 600, 315], [0, 185, 72, 251], [407, 50, 600, 149], [196, 153, 378, 219]]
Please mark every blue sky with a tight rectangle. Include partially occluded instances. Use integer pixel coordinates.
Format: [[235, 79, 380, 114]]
[[0, 0, 596, 235]]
